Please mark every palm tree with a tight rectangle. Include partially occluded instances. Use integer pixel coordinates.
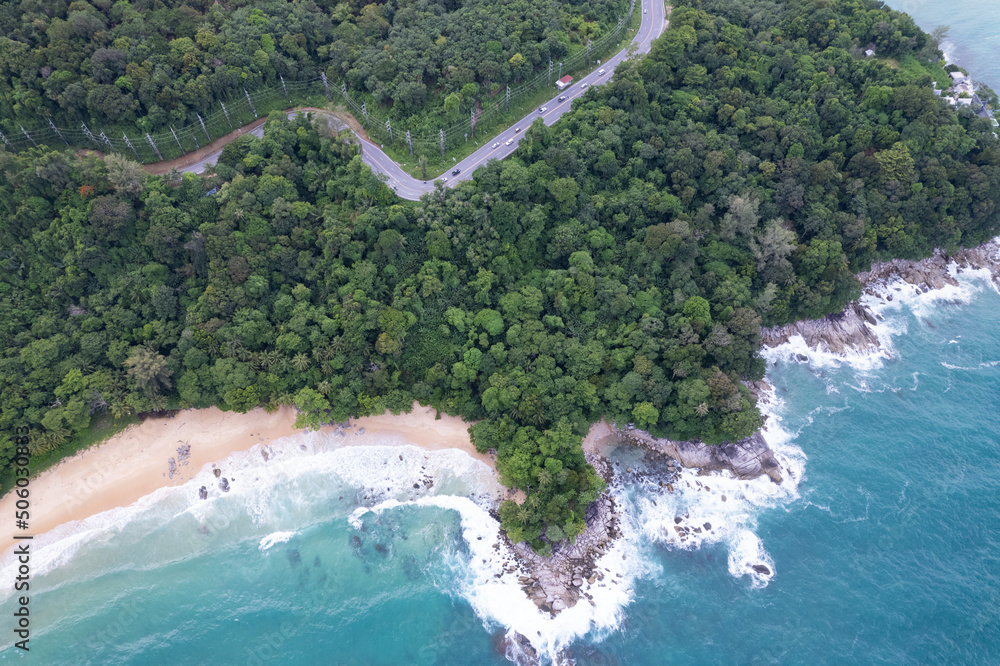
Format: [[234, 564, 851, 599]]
[[516, 506, 530, 526], [537, 469, 552, 487], [149, 392, 169, 412], [317, 380, 332, 396], [695, 402, 710, 417], [292, 353, 310, 372], [260, 350, 281, 371], [123, 347, 172, 395], [110, 401, 131, 421]]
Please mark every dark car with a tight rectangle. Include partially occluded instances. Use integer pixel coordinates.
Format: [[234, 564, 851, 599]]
[[452, 168, 460, 176]]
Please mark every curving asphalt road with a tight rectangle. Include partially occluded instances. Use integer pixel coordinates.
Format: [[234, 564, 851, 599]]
[[181, 1, 669, 201]]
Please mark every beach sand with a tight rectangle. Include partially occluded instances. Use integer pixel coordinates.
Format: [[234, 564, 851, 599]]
[[0, 403, 496, 555]]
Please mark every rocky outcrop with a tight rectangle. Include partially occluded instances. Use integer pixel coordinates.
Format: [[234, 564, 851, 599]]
[[761, 301, 880, 354], [858, 239, 1000, 293], [762, 239, 1000, 355], [509, 451, 621, 617], [619, 429, 782, 484]]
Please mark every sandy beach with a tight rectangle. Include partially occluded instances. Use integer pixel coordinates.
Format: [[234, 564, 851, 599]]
[[0, 402, 494, 556]]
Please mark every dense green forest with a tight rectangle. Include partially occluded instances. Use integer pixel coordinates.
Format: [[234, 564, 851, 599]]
[[0, 0, 624, 136], [2, 0, 999, 551]]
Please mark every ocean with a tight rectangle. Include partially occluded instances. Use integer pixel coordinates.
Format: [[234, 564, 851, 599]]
[[884, 0, 1000, 88], [3, 262, 999, 664]]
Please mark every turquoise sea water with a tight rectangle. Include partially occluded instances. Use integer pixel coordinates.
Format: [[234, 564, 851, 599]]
[[885, 0, 1000, 88], [3, 264, 999, 664]]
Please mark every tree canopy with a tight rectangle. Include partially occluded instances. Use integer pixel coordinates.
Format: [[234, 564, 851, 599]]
[[1, 0, 998, 552]]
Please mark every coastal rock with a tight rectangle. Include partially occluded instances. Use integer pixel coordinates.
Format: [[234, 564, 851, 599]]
[[198, 486, 208, 500], [496, 631, 539, 665], [752, 564, 772, 576], [761, 301, 880, 355], [620, 429, 782, 483], [213, 467, 221, 478], [219, 477, 230, 492], [764, 240, 1000, 355]]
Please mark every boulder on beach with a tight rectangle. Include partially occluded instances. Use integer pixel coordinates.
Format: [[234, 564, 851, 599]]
[[198, 486, 208, 500], [219, 477, 230, 492]]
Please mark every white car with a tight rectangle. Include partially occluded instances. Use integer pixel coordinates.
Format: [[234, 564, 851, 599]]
[[581, 83, 588, 89], [644, 8, 647, 12], [598, 69, 605, 76], [539, 106, 547, 113], [492, 142, 499, 149], [505, 138, 514, 146]]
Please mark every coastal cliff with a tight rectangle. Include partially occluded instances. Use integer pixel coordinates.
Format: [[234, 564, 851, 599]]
[[762, 239, 1000, 354]]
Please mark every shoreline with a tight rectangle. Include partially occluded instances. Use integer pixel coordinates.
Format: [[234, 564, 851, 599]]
[[0, 402, 496, 557], [762, 237, 1000, 354]]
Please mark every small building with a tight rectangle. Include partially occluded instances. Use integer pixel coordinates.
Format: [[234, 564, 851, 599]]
[[555, 75, 573, 90], [950, 71, 969, 83], [864, 43, 877, 57]]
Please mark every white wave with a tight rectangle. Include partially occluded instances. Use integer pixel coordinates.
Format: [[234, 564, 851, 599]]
[[350, 490, 651, 663], [764, 248, 1000, 375], [941, 360, 1000, 371], [0, 431, 503, 599], [727, 529, 775, 589], [259, 531, 296, 551], [640, 384, 804, 579]]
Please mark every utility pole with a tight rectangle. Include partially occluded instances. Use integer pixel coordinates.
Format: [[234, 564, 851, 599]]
[[559, 62, 563, 81], [341, 82, 348, 103], [244, 88, 257, 117], [47, 117, 69, 146], [146, 133, 163, 161], [170, 126, 183, 151], [197, 113, 211, 141], [81, 122, 100, 148], [506, 84, 510, 112], [0, 130, 10, 149], [122, 133, 142, 162], [361, 102, 368, 126], [19, 125, 37, 148], [587, 38, 591, 66], [471, 107, 476, 138], [280, 74, 288, 102], [440, 129, 445, 158], [320, 72, 331, 100], [221, 101, 232, 129], [406, 130, 412, 156], [386, 118, 392, 143], [548, 59, 553, 86], [99, 130, 114, 152]]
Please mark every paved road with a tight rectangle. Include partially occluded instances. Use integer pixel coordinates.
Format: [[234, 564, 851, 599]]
[[182, 1, 668, 201]]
